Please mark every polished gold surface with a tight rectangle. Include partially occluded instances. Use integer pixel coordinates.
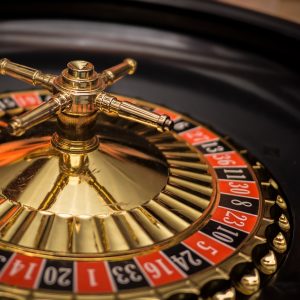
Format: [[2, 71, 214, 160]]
[[210, 288, 235, 300], [0, 58, 55, 91], [0, 59, 215, 260], [276, 195, 287, 210], [278, 213, 290, 232], [0, 138, 167, 215], [272, 232, 287, 253], [0, 90, 292, 299], [0, 97, 215, 258], [235, 268, 260, 295], [95, 92, 172, 132], [8, 93, 72, 136], [0, 58, 172, 140], [0, 57, 292, 299], [258, 250, 277, 275]]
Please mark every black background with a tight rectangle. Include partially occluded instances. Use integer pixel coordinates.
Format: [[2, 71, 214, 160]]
[[0, 1, 299, 298]]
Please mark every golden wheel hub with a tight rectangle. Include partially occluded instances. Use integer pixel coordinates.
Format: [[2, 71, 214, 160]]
[[0, 59, 292, 300], [0, 114, 215, 257]]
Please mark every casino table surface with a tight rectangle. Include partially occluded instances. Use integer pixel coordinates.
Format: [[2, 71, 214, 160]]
[[0, 1, 299, 299]]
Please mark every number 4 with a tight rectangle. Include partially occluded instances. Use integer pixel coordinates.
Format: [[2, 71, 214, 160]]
[[170, 250, 202, 271]]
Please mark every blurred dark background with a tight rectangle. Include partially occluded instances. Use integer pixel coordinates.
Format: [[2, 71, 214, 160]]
[[0, 1, 300, 299]]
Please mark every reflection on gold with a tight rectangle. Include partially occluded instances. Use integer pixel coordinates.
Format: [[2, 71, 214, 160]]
[[0, 134, 168, 216], [0, 118, 215, 258], [0, 81, 216, 259], [0, 137, 51, 166]]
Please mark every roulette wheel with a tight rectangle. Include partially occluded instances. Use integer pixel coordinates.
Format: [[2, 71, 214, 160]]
[[0, 1, 299, 299]]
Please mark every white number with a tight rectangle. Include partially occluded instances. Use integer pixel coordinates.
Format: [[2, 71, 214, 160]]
[[202, 141, 224, 153], [223, 169, 246, 180], [170, 250, 202, 271], [211, 153, 236, 166], [87, 269, 98, 287], [174, 121, 190, 131], [43, 267, 72, 287], [223, 211, 247, 227], [112, 266, 129, 284], [58, 268, 72, 287], [125, 264, 142, 282], [231, 199, 252, 207], [112, 264, 142, 284], [43, 267, 57, 285], [0, 255, 7, 263], [143, 259, 173, 279], [212, 225, 239, 243], [8, 260, 37, 280], [196, 241, 218, 256], [186, 131, 209, 143], [143, 262, 161, 279], [228, 182, 250, 195]]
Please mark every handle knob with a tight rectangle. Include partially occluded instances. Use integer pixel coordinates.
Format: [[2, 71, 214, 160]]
[[100, 58, 137, 88], [0, 58, 173, 151]]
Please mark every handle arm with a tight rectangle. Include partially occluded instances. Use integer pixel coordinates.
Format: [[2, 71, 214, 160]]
[[0, 58, 56, 92], [7, 93, 72, 136], [95, 92, 173, 132]]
